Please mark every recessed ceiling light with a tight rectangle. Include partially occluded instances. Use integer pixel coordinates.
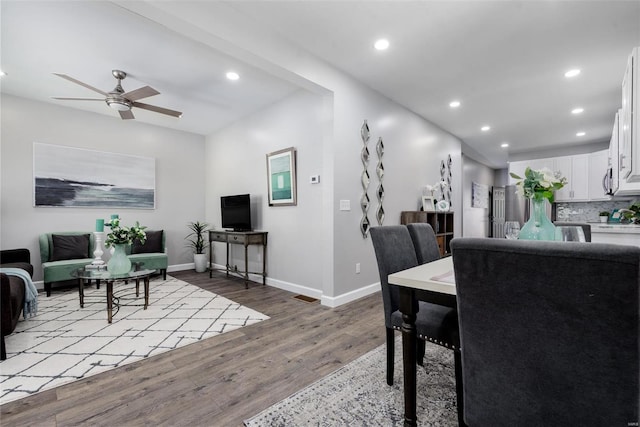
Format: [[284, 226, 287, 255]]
[[226, 71, 239, 81], [571, 107, 584, 115], [576, 131, 586, 137], [564, 69, 581, 78], [449, 100, 461, 108], [374, 39, 389, 51], [481, 125, 491, 132], [0, 70, 6, 77], [501, 143, 509, 148]]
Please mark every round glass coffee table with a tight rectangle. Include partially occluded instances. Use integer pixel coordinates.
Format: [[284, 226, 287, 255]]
[[71, 267, 155, 323]]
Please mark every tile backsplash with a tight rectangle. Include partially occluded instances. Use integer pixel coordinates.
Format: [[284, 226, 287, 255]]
[[556, 198, 638, 222]]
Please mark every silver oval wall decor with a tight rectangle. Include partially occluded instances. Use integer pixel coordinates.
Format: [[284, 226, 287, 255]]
[[376, 137, 385, 225], [360, 120, 371, 238]]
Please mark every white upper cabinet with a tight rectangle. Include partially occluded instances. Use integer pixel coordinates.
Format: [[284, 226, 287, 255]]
[[555, 154, 589, 202], [616, 47, 640, 195], [620, 48, 634, 180], [588, 150, 611, 201], [508, 158, 553, 185]]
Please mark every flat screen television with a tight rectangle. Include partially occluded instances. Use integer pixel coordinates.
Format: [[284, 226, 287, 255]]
[[221, 194, 252, 231]]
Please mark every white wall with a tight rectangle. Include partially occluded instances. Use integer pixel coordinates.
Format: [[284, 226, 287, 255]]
[[205, 90, 326, 297], [462, 155, 495, 237], [131, 2, 464, 305], [329, 78, 462, 304], [1, 95, 206, 284]]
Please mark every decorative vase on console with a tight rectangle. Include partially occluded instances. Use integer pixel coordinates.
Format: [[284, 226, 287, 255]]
[[510, 167, 567, 241]]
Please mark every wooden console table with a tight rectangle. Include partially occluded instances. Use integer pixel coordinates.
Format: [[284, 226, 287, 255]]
[[209, 230, 268, 288]]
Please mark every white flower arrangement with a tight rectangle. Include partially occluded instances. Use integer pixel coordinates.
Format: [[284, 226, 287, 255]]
[[510, 167, 567, 203]]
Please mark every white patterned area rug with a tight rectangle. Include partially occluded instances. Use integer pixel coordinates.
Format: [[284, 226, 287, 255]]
[[245, 337, 457, 427], [0, 275, 269, 405]]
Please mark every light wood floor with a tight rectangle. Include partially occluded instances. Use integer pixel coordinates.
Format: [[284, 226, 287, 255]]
[[1, 270, 385, 426]]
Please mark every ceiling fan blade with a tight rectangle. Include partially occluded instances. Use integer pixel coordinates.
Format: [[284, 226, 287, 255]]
[[122, 85, 159, 101], [133, 101, 182, 118], [52, 97, 104, 101], [53, 73, 108, 96], [119, 109, 135, 120]]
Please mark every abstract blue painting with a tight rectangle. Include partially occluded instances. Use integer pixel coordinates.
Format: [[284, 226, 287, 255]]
[[33, 143, 155, 208]]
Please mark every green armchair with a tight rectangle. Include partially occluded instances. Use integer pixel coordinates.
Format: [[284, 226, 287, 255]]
[[39, 232, 95, 296]]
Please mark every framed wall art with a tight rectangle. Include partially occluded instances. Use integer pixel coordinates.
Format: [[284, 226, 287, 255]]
[[422, 196, 436, 212], [33, 142, 155, 208], [471, 181, 489, 208], [266, 147, 297, 206]]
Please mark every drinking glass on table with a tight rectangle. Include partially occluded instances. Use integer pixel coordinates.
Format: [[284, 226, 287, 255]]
[[504, 221, 521, 239], [555, 226, 586, 242]]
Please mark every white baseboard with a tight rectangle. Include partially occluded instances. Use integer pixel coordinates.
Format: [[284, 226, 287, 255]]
[[32, 263, 380, 308], [320, 282, 380, 308], [168, 263, 195, 272]]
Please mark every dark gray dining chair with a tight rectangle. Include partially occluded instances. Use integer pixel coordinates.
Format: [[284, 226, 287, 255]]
[[451, 237, 639, 426], [370, 225, 463, 423], [406, 223, 441, 264], [553, 221, 591, 242]]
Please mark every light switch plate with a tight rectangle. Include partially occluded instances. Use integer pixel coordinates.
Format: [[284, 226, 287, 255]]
[[339, 200, 351, 211]]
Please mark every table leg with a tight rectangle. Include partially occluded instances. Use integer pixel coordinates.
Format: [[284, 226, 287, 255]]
[[399, 288, 418, 427], [262, 242, 267, 285], [226, 241, 230, 278], [78, 278, 84, 308], [144, 276, 149, 309], [209, 236, 213, 278], [135, 278, 140, 297], [107, 280, 113, 323], [244, 244, 249, 289]]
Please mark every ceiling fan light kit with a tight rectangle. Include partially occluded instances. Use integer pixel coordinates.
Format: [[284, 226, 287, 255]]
[[52, 69, 182, 121]]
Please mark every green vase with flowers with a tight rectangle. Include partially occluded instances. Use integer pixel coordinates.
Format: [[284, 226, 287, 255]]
[[510, 167, 567, 241], [105, 218, 147, 275]]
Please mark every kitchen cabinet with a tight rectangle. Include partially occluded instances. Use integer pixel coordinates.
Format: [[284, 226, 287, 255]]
[[588, 150, 610, 201], [616, 47, 640, 195], [620, 47, 636, 180], [554, 154, 589, 202], [508, 158, 553, 185]]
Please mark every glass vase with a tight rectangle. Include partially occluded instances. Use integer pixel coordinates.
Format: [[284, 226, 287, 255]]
[[107, 243, 131, 275], [519, 197, 556, 241]]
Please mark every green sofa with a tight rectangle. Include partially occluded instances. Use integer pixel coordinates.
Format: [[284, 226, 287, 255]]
[[126, 230, 168, 280], [39, 230, 168, 297]]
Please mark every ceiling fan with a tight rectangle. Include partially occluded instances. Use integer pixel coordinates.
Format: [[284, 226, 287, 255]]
[[52, 69, 182, 120]]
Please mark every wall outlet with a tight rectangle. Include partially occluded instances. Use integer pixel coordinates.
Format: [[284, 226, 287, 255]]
[[310, 174, 320, 184], [340, 200, 351, 211], [355, 262, 361, 274]]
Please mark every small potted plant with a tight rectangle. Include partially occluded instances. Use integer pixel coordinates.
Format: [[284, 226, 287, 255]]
[[619, 202, 640, 224], [598, 211, 610, 223], [186, 221, 210, 273]]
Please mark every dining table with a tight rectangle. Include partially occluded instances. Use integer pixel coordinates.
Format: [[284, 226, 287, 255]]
[[387, 256, 457, 427]]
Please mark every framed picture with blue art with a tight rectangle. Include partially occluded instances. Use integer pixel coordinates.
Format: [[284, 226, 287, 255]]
[[33, 142, 155, 208], [266, 147, 297, 206]]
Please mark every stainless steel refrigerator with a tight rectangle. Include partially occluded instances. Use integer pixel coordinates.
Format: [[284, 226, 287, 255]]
[[491, 185, 553, 238]]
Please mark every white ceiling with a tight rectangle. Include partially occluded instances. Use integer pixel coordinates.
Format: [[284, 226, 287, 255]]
[[2, 1, 639, 168]]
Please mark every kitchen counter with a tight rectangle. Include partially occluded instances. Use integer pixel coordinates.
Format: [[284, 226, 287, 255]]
[[581, 223, 640, 246], [587, 223, 640, 234]]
